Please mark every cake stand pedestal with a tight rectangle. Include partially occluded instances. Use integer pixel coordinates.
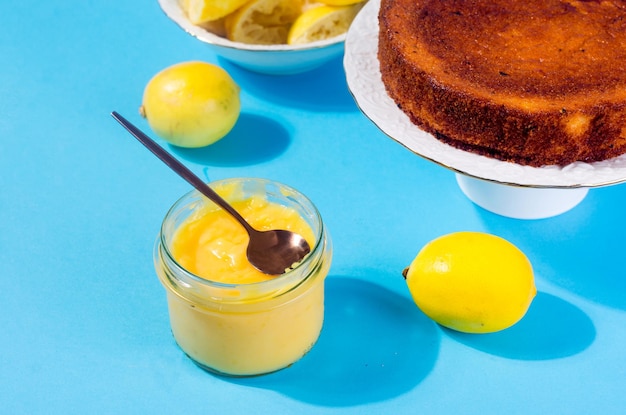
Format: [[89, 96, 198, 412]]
[[455, 174, 589, 219]]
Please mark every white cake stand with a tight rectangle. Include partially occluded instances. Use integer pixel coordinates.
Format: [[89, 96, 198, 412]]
[[344, 0, 626, 219]]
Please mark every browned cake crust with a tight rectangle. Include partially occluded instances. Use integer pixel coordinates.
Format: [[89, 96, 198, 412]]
[[378, 0, 626, 167]]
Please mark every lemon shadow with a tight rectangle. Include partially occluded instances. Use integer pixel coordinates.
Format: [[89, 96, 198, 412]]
[[474, 186, 626, 311], [226, 276, 440, 407], [444, 291, 595, 360], [221, 55, 358, 112], [169, 112, 290, 167]]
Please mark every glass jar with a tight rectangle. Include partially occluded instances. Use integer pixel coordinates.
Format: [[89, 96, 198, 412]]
[[154, 178, 332, 377]]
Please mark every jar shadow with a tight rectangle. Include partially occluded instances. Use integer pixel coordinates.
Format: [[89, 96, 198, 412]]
[[443, 291, 596, 360], [227, 276, 441, 407], [169, 112, 291, 167]]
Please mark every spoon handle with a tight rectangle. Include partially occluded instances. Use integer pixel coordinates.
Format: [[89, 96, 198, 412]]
[[111, 111, 253, 233]]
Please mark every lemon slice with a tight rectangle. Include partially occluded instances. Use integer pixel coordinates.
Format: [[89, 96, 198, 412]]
[[318, 0, 365, 5], [198, 17, 227, 38], [182, 0, 251, 25], [224, 0, 304, 45], [302, 0, 325, 11], [287, 3, 363, 45]]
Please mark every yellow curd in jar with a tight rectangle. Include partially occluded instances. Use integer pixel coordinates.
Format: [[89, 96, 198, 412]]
[[171, 191, 315, 284], [155, 179, 331, 377]]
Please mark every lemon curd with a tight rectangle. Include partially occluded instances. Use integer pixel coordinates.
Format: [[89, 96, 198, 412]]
[[171, 190, 315, 284], [154, 178, 332, 376]]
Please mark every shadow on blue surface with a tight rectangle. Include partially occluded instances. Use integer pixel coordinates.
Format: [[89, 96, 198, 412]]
[[476, 186, 626, 310], [222, 55, 358, 113], [444, 291, 595, 360], [228, 276, 440, 407], [170, 112, 290, 167]]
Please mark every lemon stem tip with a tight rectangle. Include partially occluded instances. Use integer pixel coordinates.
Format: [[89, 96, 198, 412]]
[[402, 267, 409, 279]]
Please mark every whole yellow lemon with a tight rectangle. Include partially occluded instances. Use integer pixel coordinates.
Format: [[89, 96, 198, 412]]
[[140, 61, 240, 148], [403, 232, 536, 333]]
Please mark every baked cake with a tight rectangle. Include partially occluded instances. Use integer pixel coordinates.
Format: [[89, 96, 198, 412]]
[[378, 0, 626, 167]]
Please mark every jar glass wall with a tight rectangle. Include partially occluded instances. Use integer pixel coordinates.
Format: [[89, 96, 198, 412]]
[[154, 178, 332, 377]]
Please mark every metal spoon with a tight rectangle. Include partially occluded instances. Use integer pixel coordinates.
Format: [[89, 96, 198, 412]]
[[111, 111, 311, 275]]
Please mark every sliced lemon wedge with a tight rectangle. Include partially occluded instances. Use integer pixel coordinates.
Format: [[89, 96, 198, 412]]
[[224, 0, 304, 45], [182, 0, 251, 25], [317, 0, 365, 5], [198, 17, 227, 38], [287, 3, 363, 45], [302, 0, 325, 11]]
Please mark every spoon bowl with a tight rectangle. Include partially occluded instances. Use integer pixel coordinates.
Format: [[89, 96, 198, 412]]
[[111, 111, 311, 275], [247, 228, 312, 275]]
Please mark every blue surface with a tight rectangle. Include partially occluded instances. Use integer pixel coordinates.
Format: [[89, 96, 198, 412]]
[[2, 1, 626, 414]]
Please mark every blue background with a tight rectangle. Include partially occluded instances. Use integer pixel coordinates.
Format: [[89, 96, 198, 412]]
[[2, 1, 625, 413]]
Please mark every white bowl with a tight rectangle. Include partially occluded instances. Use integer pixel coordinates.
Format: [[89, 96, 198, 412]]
[[158, 0, 347, 75]]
